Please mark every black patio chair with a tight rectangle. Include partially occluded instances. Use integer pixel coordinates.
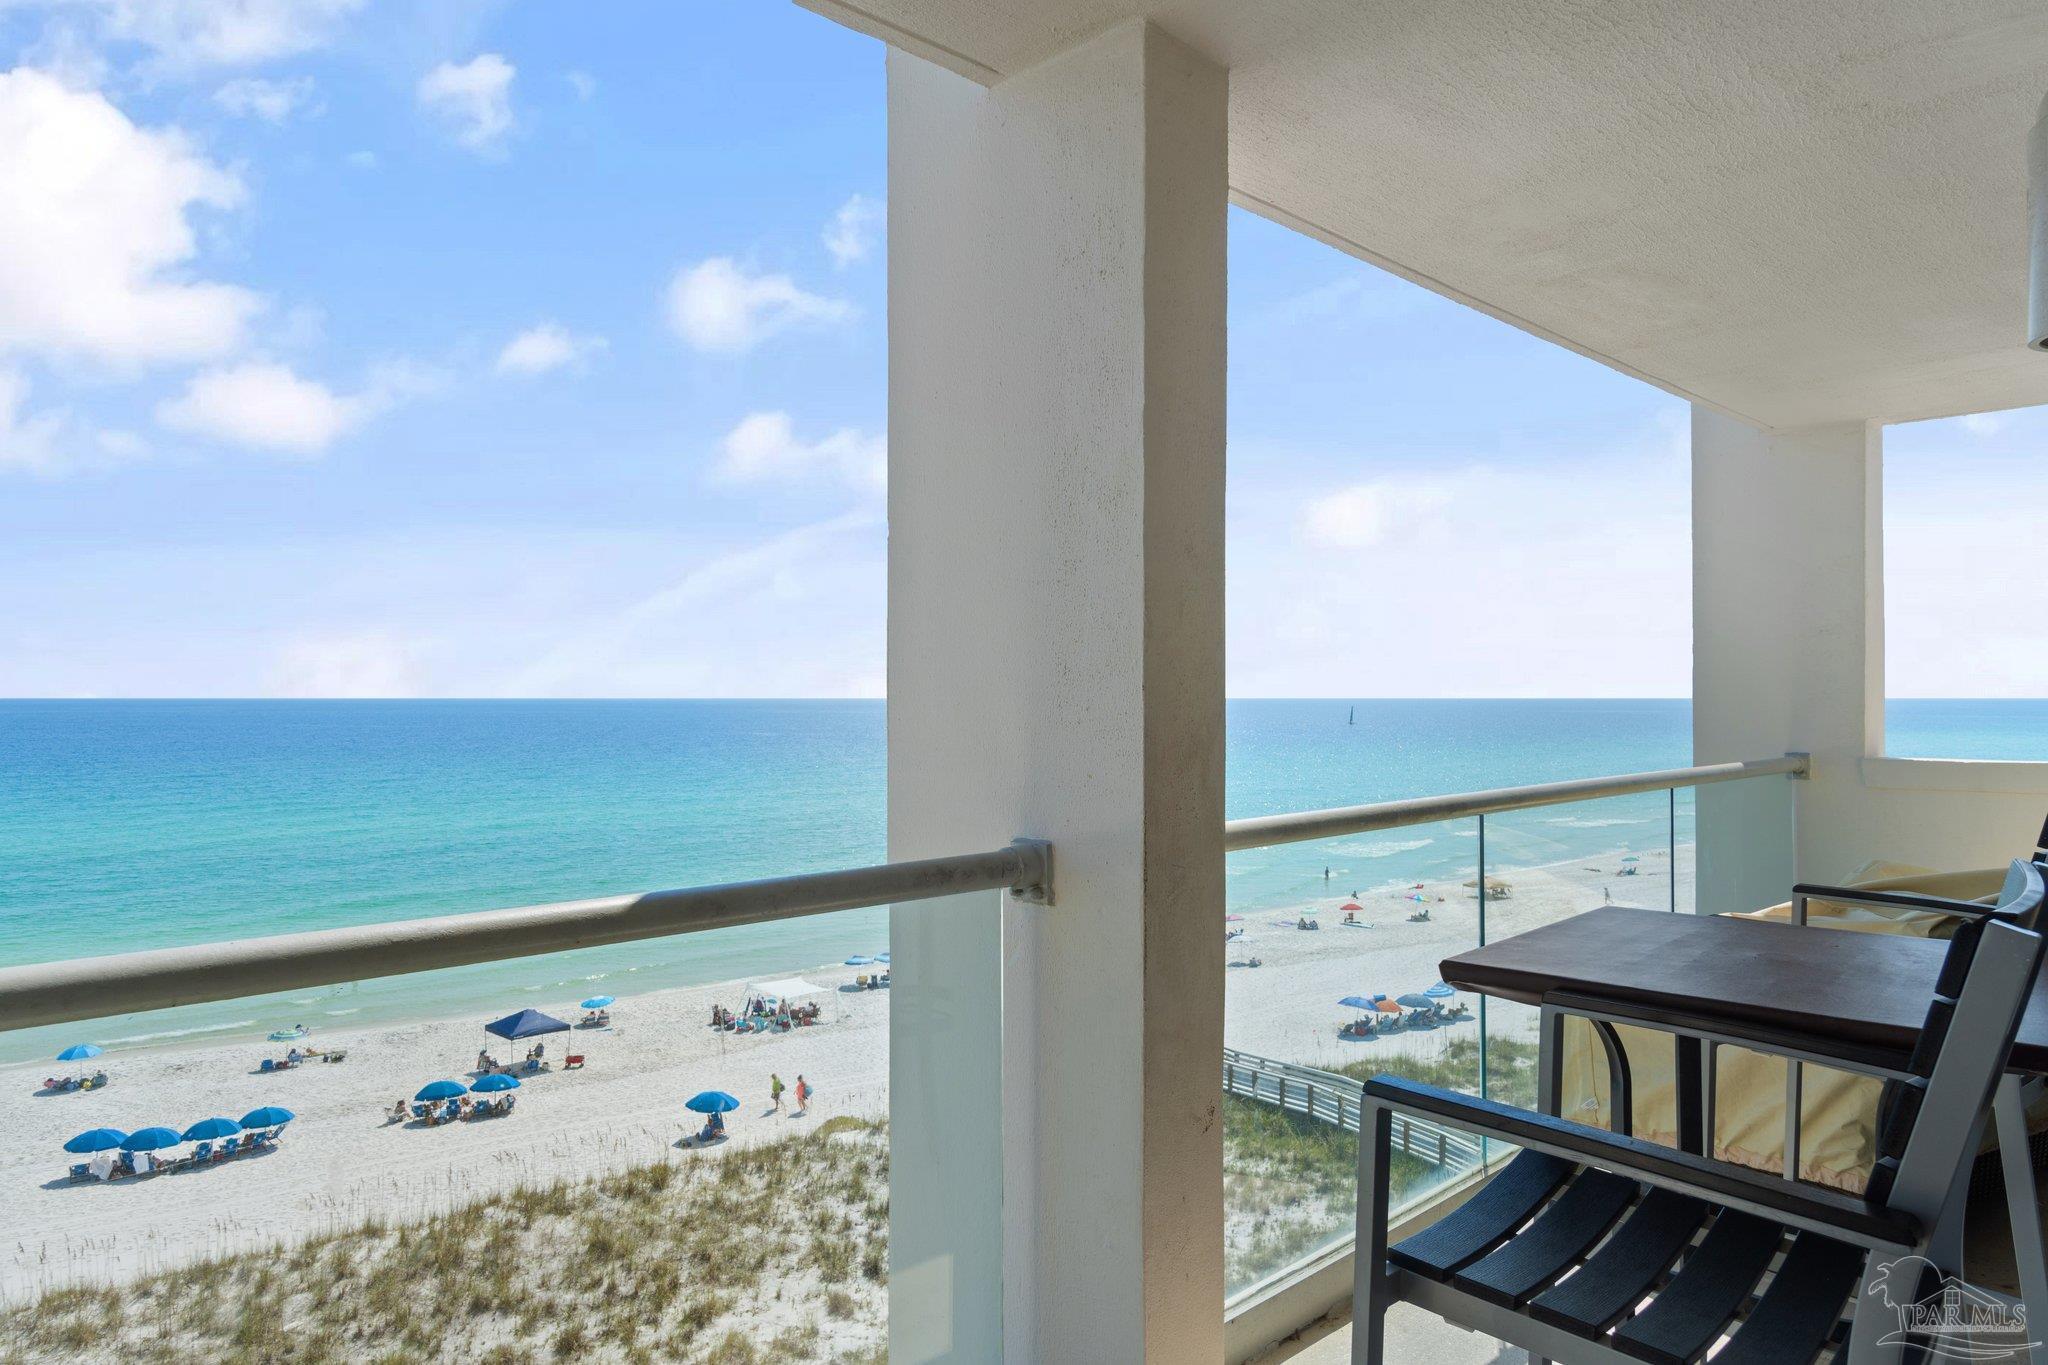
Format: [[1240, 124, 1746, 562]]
[[1352, 867, 2046, 1365]]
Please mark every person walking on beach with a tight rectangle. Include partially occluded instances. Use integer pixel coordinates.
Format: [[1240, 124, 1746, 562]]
[[770, 1073, 785, 1113], [794, 1074, 812, 1115]]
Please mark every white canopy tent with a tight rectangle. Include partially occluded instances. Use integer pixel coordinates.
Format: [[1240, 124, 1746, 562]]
[[747, 977, 826, 1001]]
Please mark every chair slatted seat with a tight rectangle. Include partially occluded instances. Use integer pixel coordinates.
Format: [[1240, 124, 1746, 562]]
[[1610, 1210, 1782, 1364], [1710, 1230, 1864, 1365], [1451, 1168, 1637, 1307], [1526, 1188, 1709, 1335], [1351, 860, 2048, 1365], [1386, 1150, 1571, 1280]]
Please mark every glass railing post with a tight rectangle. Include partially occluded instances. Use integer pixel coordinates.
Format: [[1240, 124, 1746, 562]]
[[1669, 787, 1678, 913], [1476, 813, 1489, 1108]]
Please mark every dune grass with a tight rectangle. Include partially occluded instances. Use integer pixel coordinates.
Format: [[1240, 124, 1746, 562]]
[[1224, 1034, 1541, 1294], [0, 1122, 889, 1365]]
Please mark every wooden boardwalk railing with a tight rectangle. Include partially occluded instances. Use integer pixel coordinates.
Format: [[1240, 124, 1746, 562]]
[[1222, 1046, 1483, 1170]]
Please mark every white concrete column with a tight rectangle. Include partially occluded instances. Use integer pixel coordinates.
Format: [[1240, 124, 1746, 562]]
[[1692, 408, 1880, 910], [887, 20, 1227, 1364]]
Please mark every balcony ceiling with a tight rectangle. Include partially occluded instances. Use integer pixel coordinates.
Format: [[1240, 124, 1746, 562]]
[[804, 0, 2048, 430]]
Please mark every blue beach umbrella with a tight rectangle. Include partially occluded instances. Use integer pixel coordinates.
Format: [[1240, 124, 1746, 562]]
[[181, 1117, 242, 1142], [1425, 982, 1456, 999], [1338, 995, 1378, 1011], [55, 1043, 102, 1062], [685, 1090, 740, 1114], [579, 995, 615, 1011], [121, 1127, 184, 1152], [875, 953, 890, 964], [470, 1073, 521, 1093], [1396, 993, 1434, 1010], [844, 956, 873, 966], [415, 1080, 468, 1102], [63, 1128, 127, 1154], [239, 1107, 294, 1128]]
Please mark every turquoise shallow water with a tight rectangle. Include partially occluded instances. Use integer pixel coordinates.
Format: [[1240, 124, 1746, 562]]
[[0, 698, 2037, 1063]]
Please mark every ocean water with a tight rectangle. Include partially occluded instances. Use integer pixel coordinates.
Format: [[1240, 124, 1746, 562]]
[[0, 698, 2036, 1063]]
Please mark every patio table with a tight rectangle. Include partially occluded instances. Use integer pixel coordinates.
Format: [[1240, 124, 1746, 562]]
[[1440, 904, 2048, 1355]]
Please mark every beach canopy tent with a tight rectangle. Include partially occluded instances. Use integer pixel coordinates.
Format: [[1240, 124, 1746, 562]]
[[239, 1107, 294, 1128], [181, 1117, 241, 1142], [415, 1080, 467, 1102], [64, 1128, 126, 1154], [484, 1008, 571, 1041], [55, 1043, 101, 1062], [748, 977, 826, 1001], [121, 1127, 183, 1151], [471, 1073, 520, 1093]]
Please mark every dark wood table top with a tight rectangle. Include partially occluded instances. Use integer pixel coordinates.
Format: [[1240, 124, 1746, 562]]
[[1440, 905, 2048, 1075]]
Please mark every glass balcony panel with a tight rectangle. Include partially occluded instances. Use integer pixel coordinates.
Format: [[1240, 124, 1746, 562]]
[[1222, 824, 1486, 1300], [0, 913, 896, 1359], [1694, 768, 1797, 919]]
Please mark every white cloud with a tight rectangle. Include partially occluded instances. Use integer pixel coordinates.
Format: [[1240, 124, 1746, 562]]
[[268, 627, 420, 697], [417, 53, 514, 155], [0, 367, 68, 474], [154, 360, 427, 454], [0, 366, 152, 476], [42, 0, 368, 68], [0, 68, 259, 366], [565, 69, 595, 100], [1301, 478, 1455, 549], [823, 193, 881, 268], [665, 257, 852, 354], [1959, 411, 2005, 438], [496, 321, 605, 376], [715, 411, 884, 494], [1228, 426, 1693, 698], [507, 513, 885, 697], [212, 75, 314, 123]]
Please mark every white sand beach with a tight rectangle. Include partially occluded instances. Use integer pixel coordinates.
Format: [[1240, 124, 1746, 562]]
[[1, 843, 1688, 1303]]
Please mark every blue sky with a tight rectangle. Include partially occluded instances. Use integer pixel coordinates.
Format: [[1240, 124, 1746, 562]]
[[0, 1, 2032, 698]]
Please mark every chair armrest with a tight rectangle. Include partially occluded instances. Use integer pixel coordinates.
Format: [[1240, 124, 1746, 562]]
[[1791, 882, 1996, 920], [1543, 988, 1910, 1076], [1362, 1075, 1919, 1250]]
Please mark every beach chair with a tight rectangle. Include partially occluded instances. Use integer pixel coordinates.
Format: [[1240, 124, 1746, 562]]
[[563, 1054, 584, 1070], [1351, 890, 2047, 1365], [190, 1142, 212, 1164], [259, 1058, 275, 1072], [221, 1137, 240, 1158], [67, 1162, 91, 1182]]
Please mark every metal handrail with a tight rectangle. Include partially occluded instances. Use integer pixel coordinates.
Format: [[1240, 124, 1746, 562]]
[[1223, 754, 1807, 853], [0, 839, 1052, 1032], [0, 753, 1807, 1032]]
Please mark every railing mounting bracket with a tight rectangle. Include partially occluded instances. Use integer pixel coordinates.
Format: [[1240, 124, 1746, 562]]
[[1008, 837, 1054, 906]]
